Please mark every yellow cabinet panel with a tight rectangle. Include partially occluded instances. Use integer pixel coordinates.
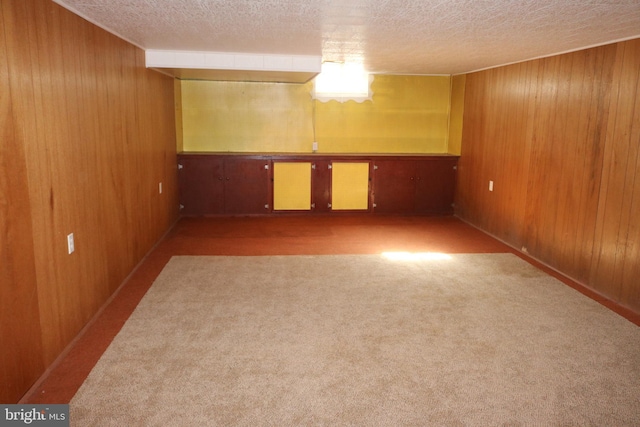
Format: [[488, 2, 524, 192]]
[[273, 162, 311, 210], [331, 163, 369, 210]]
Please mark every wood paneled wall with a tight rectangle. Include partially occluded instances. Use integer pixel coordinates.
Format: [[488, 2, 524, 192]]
[[0, 5, 44, 403], [0, 0, 179, 403], [456, 39, 640, 313]]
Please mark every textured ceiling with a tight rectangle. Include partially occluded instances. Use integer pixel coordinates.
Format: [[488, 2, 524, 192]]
[[55, 0, 640, 75]]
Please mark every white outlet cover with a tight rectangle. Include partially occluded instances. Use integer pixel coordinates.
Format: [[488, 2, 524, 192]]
[[67, 233, 75, 254]]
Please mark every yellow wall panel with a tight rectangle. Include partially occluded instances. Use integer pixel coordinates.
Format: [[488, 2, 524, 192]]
[[315, 75, 452, 154], [274, 162, 311, 210], [181, 80, 314, 152], [448, 74, 466, 155], [331, 163, 369, 210], [179, 75, 453, 154], [174, 79, 184, 153]]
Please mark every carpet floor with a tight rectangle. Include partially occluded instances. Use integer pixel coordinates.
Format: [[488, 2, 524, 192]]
[[70, 254, 640, 426]]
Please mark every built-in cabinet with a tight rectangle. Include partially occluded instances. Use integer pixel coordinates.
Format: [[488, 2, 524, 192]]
[[179, 155, 271, 215], [372, 158, 458, 214], [178, 153, 457, 215]]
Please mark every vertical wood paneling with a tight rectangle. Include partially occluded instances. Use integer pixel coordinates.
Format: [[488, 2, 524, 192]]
[[457, 39, 640, 312], [457, 61, 536, 246], [591, 39, 640, 306], [621, 139, 640, 309], [524, 45, 617, 283], [1, 0, 178, 401], [0, 2, 45, 403]]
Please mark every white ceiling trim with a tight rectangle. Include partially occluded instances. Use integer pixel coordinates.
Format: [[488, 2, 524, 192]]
[[145, 50, 321, 73], [145, 50, 321, 83]]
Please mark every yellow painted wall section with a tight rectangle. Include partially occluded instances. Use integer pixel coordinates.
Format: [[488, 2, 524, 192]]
[[448, 74, 466, 155], [316, 75, 451, 153], [174, 79, 184, 153], [180, 75, 452, 153], [181, 80, 314, 152]]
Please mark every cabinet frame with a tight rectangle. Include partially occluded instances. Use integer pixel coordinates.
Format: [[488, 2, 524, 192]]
[[179, 154, 271, 215], [178, 153, 457, 216]]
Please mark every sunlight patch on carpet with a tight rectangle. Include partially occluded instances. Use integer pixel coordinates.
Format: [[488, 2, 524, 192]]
[[381, 251, 452, 261]]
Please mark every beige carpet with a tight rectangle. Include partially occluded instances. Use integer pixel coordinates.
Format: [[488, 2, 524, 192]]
[[70, 254, 640, 426]]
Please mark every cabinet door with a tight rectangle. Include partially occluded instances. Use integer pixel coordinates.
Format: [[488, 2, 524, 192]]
[[223, 158, 271, 214], [273, 162, 312, 211], [372, 160, 416, 213], [331, 162, 370, 211], [179, 156, 224, 215], [415, 158, 457, 214]]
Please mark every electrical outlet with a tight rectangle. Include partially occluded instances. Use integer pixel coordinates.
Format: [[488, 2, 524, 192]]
[[67, 233, 75, 254], [312, 142, 318, 151]]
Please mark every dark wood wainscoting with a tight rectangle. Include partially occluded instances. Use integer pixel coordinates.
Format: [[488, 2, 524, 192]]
[[178, 153, 458, 216]]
